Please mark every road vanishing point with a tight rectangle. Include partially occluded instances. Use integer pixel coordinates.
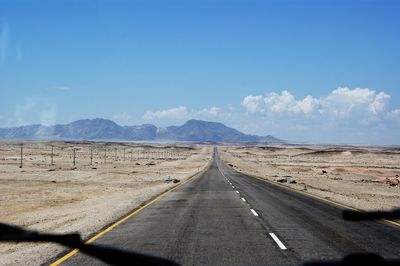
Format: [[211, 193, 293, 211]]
[[54, 148, 400, 265]]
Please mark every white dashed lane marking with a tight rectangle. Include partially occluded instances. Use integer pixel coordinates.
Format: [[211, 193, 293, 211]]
[[218, 161, 289, 251], [250, 209, 259, 217], [269, 233, 287, 250]]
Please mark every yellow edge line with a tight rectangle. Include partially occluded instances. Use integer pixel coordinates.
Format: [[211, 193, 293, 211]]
[[50, 161, 211, 266], [236, 169, 400, 228]]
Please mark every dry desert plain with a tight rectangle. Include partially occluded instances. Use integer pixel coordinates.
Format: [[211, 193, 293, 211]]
[[1, 142, 400, 265], [0, 141, 212, 265]]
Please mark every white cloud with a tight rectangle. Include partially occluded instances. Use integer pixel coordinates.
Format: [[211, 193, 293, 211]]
[[112, 112, 130, 121], [143, 106, 188, 121], [297, 95, 316, 114], [318, 87, 388, 117], [242, 87, 391, 118], [264, 90, 316, 114], [327, 87, 375, 105], [243, 91, 316, 115], [242, 95, 264, 113], [237, 87, 400, 144], [368, 91, 390, 115], [0, 21, 9, 65], [264, 91, 295, 113]]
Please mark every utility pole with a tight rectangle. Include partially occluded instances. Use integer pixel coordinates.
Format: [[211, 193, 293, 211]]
[[51, 145, 54, 165], [90, 147, 93, 165], [73, 148, 76, 166], [19, 143, 23, 168]]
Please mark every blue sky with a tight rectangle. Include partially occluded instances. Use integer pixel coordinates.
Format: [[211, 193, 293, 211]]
[[1, 0, 400, 144]]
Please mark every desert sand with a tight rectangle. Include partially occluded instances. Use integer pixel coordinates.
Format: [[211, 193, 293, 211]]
[[219, 145, 400, 212], [0, 141, 212, 265]]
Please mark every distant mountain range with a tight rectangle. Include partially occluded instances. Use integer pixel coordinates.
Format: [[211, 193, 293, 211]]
[[0, 118, 281, 143]]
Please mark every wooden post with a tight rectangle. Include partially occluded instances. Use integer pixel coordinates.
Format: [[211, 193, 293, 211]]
[[123, 148, 126, 161], [104, 148, 107, 164], [90, 147, 93, 165], [73, 148, 76, 166], [19, 143, 23, 168], [51, 145, 54, 165]]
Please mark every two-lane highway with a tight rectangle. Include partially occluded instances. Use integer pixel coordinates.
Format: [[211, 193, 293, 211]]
[[56, 149, 400, 265]]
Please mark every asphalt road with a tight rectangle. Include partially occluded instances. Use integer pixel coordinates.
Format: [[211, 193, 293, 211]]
[[58, 149, 400, 265]]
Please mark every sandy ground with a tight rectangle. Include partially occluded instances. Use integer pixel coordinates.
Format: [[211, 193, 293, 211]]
[[0, 141, 212, 266], [219, 145, 400, 212]]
